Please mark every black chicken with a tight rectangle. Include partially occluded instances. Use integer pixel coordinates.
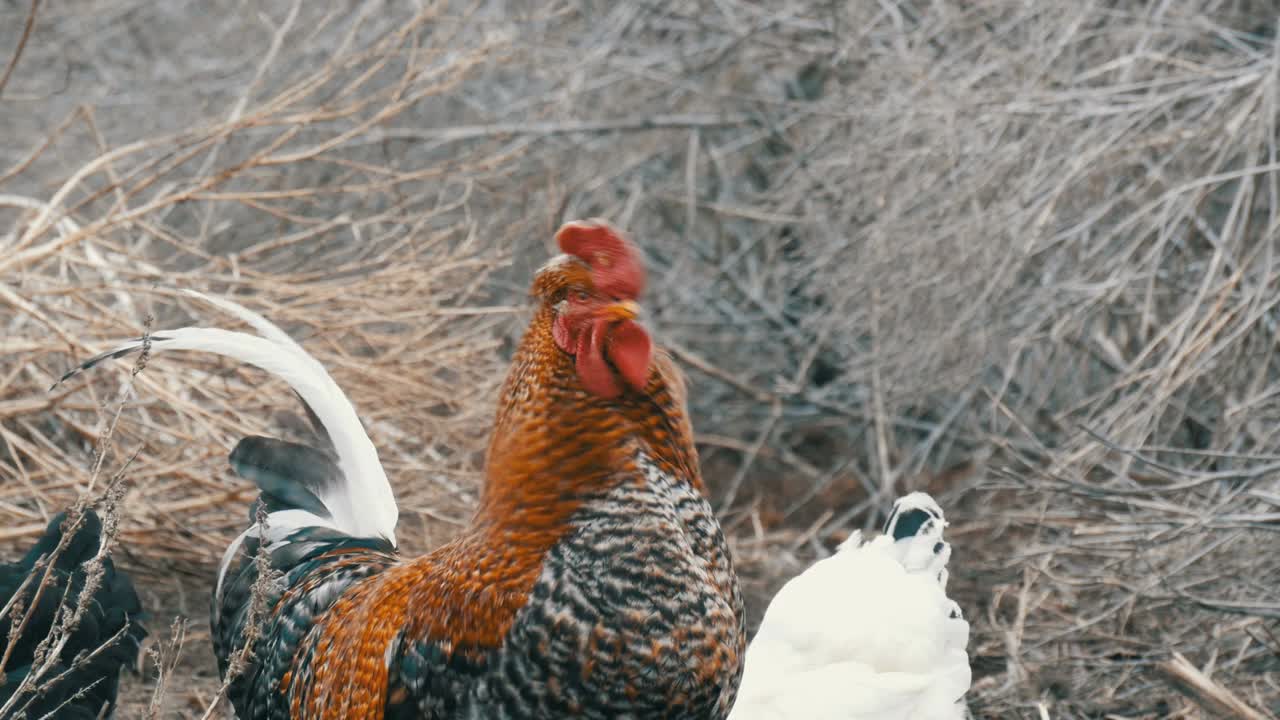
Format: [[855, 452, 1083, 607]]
[[0, 509, 147, 719]]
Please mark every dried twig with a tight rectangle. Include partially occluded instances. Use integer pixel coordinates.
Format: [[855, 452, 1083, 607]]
[[0, 0, 38, 98], [1157, 652, 1274, 720]]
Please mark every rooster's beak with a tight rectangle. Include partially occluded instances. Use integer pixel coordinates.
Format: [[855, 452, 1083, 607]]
[[600, 300, 641, 322]]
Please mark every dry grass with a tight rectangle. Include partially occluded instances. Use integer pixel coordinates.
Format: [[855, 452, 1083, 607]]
[[2, 1, 1279, 717]]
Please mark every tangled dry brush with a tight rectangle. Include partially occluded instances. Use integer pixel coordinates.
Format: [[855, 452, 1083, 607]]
[[1, 1, 1278, 717]]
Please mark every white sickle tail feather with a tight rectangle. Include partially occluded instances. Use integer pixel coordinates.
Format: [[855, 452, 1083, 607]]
[[729, 491, 971, 720], [52, 290, 398, 547]]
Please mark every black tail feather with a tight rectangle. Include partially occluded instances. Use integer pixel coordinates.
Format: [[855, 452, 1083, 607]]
[[230, 436, 342, 521], [295, 391, 336, 452]]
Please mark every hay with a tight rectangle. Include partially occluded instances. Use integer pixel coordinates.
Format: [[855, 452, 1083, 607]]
[[2, 1, 1278, 717]]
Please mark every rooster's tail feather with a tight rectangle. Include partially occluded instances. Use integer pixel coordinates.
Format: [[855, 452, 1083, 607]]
[[53, 290, 398, 545], [53, 291, 403, 715], [231, 436, 342, 521]]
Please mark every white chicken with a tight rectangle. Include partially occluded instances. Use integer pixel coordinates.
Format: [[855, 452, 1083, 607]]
[[729, 492, 971, 720]]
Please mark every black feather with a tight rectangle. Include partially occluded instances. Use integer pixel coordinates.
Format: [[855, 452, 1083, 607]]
[[0, 509, 147, 719], [229, 436, 341, 520], [884, 505, 940, 541], [211, 524, 395, 695], [50, 335, 172, 391], [294, 391, 335, 452]]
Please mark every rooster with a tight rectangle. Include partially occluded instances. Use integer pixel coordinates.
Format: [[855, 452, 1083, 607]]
[[728, 492, 971, 720], [0, 508, 147, 720], [57, 220, 746, 718]]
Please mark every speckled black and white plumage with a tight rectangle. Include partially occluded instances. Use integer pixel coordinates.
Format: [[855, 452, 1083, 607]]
[[211, 445, 744, 720], [213, 525, 397, 720], [385, 452, 744, 719]]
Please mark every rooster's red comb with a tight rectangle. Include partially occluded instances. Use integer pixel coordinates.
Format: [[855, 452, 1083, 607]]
[[555, 219, 646, 301]]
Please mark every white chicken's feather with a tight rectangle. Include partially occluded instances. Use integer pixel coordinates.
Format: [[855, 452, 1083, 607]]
[[55, 294, 398, 546], [730, 492, 970, 720]]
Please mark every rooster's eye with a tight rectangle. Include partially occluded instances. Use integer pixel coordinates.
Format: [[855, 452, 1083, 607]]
[[576, 290, 589, 301]]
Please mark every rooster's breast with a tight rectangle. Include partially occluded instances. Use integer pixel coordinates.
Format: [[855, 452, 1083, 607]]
[[395, 452, 746, 719]]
